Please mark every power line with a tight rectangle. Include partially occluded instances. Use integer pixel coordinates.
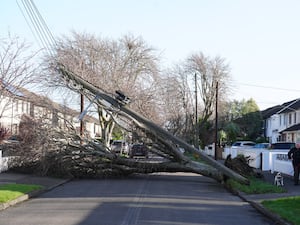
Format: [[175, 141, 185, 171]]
[[17, 0, 56, 56], [238, 82, 300, 92]]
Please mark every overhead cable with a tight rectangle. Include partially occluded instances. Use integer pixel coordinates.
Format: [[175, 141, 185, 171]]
[[16, 0, 56, 56], [238, 82, 300, 92]]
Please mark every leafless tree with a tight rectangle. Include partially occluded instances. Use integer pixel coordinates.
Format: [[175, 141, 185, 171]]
[[44, 32, 161, 146], [0, 33, 40, 126], [186, 52, 231, 122], [185, 52, 232, 146], [159, 53, 231, 146], [158, 65, 194, 142]]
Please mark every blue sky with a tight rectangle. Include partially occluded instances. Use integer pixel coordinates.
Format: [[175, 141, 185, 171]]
[[1, 0, 300, 110]]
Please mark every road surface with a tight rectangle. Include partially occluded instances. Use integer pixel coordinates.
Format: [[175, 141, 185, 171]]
[[0, 172, 274, 225]]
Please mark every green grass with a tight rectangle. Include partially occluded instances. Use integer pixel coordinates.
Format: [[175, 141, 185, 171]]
[[226, 176, 286, 194], [227, 177, 300, 224], [262, 196, 300, 225], [0, 183, 43, 203]]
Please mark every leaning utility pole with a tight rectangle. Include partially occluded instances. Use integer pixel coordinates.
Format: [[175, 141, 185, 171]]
[[58, 65, 249, 185], [194, 73, 198, 148], [80, 94, 84, 137], [214, 81, 219, 160]]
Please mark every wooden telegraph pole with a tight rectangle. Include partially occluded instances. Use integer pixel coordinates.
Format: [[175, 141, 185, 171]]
[[80, 94, 84, 138], [194, 73, 198, 148], [214, 82, 218, 160]]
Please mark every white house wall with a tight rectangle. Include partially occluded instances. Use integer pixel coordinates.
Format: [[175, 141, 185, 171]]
[[265, 106, 300, 143], [266, 114, 280, 143], [0, 94, 100, 139], [0, 97, 27, 133]]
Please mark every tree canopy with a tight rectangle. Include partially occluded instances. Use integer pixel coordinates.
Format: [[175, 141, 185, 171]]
[[221, 98, 262, 143]]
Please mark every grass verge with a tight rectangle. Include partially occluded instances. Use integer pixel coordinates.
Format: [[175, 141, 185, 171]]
[[0, 183, 43, 203], [262, 196, 300, 225], [226, 176, 286, 194], [226, 177, 300, 224]]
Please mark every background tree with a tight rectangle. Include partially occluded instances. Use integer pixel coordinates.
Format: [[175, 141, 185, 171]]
[[44, 32, 160, 146], [0, 33, 40, 129], [234, 98, 262, 140], [184, 52, 232, 147], [159, 64, 194, 143], [220, 98, 262, 143]]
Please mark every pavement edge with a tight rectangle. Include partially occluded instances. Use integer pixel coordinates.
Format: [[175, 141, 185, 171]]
[[225, 185, 292, 225], [0, 178, 70, 211]]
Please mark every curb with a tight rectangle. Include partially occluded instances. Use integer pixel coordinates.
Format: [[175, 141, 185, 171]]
[[0, 179, 70, 211], [234, 190, 292, 225], [247, 200, 291, 225]]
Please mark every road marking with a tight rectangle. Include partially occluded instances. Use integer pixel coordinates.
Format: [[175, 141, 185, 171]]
[[121, 176, 149, 225]]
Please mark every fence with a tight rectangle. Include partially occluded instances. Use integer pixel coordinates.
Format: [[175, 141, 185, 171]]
[[205, 145, 295, 176], [0, 151, 9, 173]]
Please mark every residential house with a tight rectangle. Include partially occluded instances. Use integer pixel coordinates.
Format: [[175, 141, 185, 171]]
[[0, 84, 100, 139], [262, 98, 300, 143]]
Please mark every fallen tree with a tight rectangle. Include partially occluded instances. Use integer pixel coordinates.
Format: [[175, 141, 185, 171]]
[[6, 66, 250, 185], [38, 64, 247, 184], [7, 65, 249, 185], [8, 122, 224, 182]]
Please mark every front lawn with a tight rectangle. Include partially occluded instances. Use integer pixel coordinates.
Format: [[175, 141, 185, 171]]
[[0, 183, 43, 203], [262, 196, 300, 225], [226, 177, 300, 224], [226, 176, 286, 194]]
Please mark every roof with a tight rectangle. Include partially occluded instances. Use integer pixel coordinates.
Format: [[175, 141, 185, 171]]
[[278, 98, 300, 113], [280, 123, 300, 133], [18, 88, 79, 116], [261, 105, 282, 119], [261, 98, 300, 119], [2, 83, 99, 124]]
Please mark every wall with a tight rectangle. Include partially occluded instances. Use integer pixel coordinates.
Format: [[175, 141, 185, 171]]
[[223, 147, 295, 176], [0, 151, 9, 173]]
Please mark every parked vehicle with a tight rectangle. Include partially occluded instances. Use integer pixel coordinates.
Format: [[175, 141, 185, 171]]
[[253, 143, 270, 149], [111, 140, 129, 154], [129, 144, 149, 158], [3, 135, 22, 144], [231, 141, 256, 148], [270, 142, 295, 150]]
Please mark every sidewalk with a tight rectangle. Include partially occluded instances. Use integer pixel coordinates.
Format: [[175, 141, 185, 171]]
[[244, 170, 300, 201], [0, 171, 69, 211], [0, 170, 298, 225], [231, 170, 299, 225]]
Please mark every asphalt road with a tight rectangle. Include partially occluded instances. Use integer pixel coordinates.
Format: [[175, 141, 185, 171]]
[[0, 172, 274, 225]]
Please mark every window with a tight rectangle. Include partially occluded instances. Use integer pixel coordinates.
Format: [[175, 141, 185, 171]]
[[15, 100, 18, 112], [26, 102, 28, 113], [284, 114, 287, 125]]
